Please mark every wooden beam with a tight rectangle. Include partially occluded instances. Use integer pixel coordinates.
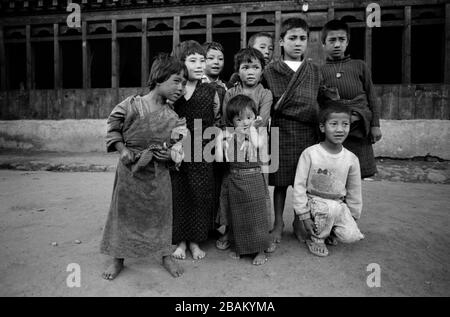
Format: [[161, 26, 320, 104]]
[[364, 23, 372, 71], [173, 15, 180, 53], [141, 17, 148, 87], [0, 26, 6, 91], [275, 10, 281, 60], [445, 3, 450, 84], [54, 24, 60, 89], [402, 6, 411, 84], [82, 20, 89, 88], [240, 11, 247, 48], [111, 19, 118, 88], [26, 25, 33, 89], [206, 13, 212, 42]]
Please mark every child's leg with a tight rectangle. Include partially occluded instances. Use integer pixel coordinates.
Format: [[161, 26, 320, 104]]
[[271, 186, 288, 242], [162, 255, 184, 278], [102, 258, 124, 280], [172, 241, 187, 260], [333, 204, 365, 243], [189, 241, 206, 260]]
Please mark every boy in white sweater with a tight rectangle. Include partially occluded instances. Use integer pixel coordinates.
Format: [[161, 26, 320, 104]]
[[292, 104, 365, 257]]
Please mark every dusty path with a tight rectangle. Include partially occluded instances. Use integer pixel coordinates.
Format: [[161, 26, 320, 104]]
[[0, 170, 449, 297]]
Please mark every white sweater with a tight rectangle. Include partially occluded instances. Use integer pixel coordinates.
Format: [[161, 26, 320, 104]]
[[292, 143, 362, 220]]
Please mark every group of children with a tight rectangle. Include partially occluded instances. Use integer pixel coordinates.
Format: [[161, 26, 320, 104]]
[[100, 18, 382, 280]]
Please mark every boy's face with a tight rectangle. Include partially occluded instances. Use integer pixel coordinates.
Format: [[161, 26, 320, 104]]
[[232, 107, 256, 129], [204, 49, 224, 78], [184, 53, 205, 81], [158, 72, 187, 102], [319, 112, 350, 145], [280, 28, 308, 61], [252, 36, 274, 66], [323, 30, 349, 59], [238, 58, 263, 88]]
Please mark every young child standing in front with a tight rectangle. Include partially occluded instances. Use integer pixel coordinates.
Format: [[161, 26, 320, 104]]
[[263, 18, 321, 246], [170, 40, 220, 261], [100, 54, 188, 280], [320, 19, 382, 178], [228, 32, 274, 88], [292, 104, 364, 257], [215, 48, 273, 251], [216, 94, 271, 265]]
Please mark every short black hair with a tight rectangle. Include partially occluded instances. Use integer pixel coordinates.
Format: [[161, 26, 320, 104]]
[[147, 53, 188, 90], [172, 40, 206, 62], [247, 32, 274, 47], [233, 47, 265, 72], [225, 95, 258, 126], [280, 17, 309, 39], [318, 104, 352, 124], [321, 19, 350, 44], [202, 41, 224, 54]]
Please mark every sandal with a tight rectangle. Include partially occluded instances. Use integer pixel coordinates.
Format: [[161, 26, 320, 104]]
[[215, 238, 230, 250], [305, 239, 329, 257]]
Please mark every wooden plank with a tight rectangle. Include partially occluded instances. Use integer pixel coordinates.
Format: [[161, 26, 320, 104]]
[[364, 13, 372, 70], [398, 84, 415, 119], [413, 86, 434, 119], [82, 20, 89, 88], [26, 25, 33, 89], [111, 19, 118, 89], [0, 26, 6, 91], [173, 15, 180, 52], [379, 85, 399, 119], [53, 24, 60, 89], [240, 11, 247, 48], [274, 10, 281, 60], [445, 4, 450, 84], [206, 14, 212, 42], [141, 17, 148, 86], [432, 84, 448, 119], [402, 6, 411, 84]]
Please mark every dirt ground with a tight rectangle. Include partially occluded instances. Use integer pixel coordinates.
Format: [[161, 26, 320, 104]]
[[0, 170, 449, 297]]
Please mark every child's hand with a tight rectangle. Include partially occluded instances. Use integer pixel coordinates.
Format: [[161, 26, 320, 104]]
[[370, 126, 382, 143], [253, 116, 263, 129], [120, 147, 135, 165], [153, 148, 171, 162], [302, 218, 316, 237]]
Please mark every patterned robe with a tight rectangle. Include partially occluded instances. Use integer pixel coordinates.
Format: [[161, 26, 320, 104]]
[[263, 59, 321, 186], [100, 95, 184, 258]]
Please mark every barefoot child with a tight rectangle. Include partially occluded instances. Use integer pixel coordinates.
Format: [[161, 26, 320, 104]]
[[170, 40, 221, 260], [216, 95, 271, 265], [216, 48, 273, 250], [292, 104, 365, 257], [100, 54, 188, 280], [263, 18, 321, 245], [320, 20, 382, 178], [228, 32, 274, 88]]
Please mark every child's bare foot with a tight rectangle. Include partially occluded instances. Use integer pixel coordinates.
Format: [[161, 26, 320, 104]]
[[306, 239, 329, 257], [252, 252, 268, 265], [270, 221, 284, 243], [293, 216, 308, 243], [102, 258, 124, 280], [229, 250, 240, 260], [325, 235, 338, 246], [162, 255, 184, 278], [172, 241, 187, 260], [189, 242, 205, 260]]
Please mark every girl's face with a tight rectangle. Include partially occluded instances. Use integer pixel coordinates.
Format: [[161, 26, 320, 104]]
[[204, 49, 224, 78], [319, 112, 350, 146], [184, 53, 205, 81], [252, 36, 274, 66], [238, 58, 263, 88], [280, 28, 308, 61], [232, 107, 256, 129], [158, 72, 187, 102]]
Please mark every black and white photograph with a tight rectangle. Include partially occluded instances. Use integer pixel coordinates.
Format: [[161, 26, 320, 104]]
[[0, 0, 448, 300]]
